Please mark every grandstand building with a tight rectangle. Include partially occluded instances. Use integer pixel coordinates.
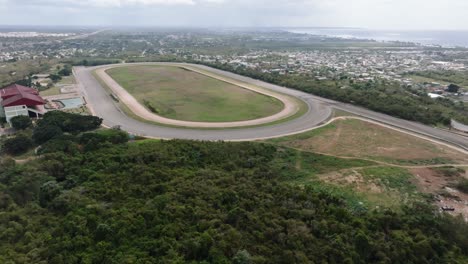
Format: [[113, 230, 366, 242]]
[[0, 84, 46, 124]]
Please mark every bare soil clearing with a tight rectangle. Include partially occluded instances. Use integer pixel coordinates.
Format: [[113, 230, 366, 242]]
[[410, 167, 468, 220]]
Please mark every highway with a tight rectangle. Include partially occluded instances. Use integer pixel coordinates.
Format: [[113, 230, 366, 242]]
[[73, 63, 468, 151]]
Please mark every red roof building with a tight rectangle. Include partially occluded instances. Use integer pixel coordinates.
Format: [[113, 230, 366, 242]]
[[0, 84, 46, 107]]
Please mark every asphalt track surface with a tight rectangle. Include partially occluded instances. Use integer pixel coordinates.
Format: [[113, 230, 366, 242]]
[[94, 64, 299, 128], [74, 63, 468, 150]]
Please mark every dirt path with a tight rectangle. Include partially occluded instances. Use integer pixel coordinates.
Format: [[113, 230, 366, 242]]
[[13, 157, 37, 165], [315, 154, 468, 169], [95, 64, 301, 128], [285, 143, 468, 169]]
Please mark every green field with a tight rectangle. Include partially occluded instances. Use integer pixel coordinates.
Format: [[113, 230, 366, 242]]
[[406, 74, 450, 85], [39, 75, 76, 97], [266, 118, 468, 165], [106, 66, 284, 122], [39, 86, 60, 97]]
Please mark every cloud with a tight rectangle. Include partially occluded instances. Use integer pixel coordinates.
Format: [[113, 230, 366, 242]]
[[6, 0, 201, 8], [5, 0, 230, 7], [1, 0, 468, 29]]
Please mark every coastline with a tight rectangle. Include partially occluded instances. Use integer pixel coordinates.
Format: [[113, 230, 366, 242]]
[[286, 28, 468, 48]]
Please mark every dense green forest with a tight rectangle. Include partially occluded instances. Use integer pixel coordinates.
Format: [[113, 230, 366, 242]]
[[1, 113, 468, 263]]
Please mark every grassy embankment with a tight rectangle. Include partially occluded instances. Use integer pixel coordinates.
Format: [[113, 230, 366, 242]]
[[265, 115, 468, 210], [267, 118, 467, 165]]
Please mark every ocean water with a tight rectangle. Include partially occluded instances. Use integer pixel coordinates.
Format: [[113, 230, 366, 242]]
[[287, 28, 468, 48]]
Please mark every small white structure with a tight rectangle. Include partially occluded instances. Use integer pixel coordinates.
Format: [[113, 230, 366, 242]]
[[2, 105, 29, 123], [428, 93, 444, 99]]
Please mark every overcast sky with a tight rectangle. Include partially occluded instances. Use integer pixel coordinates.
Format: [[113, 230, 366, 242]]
[[0, 0, 467, 29]]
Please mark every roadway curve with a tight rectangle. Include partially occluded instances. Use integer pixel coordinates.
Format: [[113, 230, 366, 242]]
[[74, 63, 468, 151], [95, 63, 300, 128], [74, 63, 331, 140]]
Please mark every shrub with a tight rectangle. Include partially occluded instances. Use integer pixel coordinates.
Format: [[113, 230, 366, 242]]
[[33, 112, 102, 145], [96, 129, 129, 144], [143, 100, 159, 113], [2, 133, 33, 155], [456, 178, 468, 194], [33, 125, 63, 144], [0, 157, 15, 172], [37, 111, 102, 134], [37, 135, 79, 155], [49, 74, 62, 82], [79, 129, 128, 151], [435, 167, 465, 177], [10, 115, 32, 130], [58, 65, 72, 76]]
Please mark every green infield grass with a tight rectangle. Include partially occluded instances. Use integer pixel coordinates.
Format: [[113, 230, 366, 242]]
[[106, 65, 284, 122]]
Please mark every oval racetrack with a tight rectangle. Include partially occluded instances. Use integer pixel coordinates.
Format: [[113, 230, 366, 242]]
[[74, 63, 332, 141], [74, 63, 468, 151], [94, 64, 301, 128]]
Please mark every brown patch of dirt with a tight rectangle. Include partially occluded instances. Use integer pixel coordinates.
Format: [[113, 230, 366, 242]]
[[316, 167, 416, 209], [410, 167, 468, 221], [410, 168, 446, 193], [319, 169, 383, 193]]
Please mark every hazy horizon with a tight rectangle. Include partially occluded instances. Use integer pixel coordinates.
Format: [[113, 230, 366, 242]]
[[0, 0, 467, 30], [0, 25, 468, 32]]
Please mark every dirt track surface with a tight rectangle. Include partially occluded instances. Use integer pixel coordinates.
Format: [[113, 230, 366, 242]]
[[74, 63, 468, 151], [95, 64, 299, 128]]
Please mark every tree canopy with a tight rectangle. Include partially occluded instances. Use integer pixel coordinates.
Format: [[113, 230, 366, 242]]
[[1, 133, 33, 155], [0, 137, 467, 263], [10, 115, 32, 130], [33, 111, 102, 144], [447, 84, 461, 93]]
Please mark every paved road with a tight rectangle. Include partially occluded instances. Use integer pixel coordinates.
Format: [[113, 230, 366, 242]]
[[74, 63, 468, 151]]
